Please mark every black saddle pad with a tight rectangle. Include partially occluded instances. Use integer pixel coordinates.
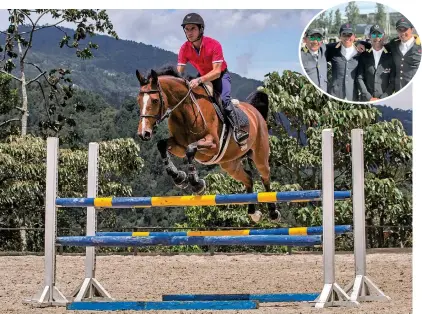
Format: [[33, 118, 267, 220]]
[[202, 85, 249, 128]]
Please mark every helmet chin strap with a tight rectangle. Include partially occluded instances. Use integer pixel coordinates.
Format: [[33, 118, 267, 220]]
[[184, 26, 204, 43]]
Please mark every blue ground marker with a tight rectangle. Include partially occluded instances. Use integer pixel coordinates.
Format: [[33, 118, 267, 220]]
[[66, 300, 259, 311], [162, 293, 319, 303]]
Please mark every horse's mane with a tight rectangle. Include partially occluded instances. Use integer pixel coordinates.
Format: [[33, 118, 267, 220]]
[[147, 65, 183, 80]]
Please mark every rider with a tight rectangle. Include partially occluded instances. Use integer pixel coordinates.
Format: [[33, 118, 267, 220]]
[[176, 12, 248, 144]]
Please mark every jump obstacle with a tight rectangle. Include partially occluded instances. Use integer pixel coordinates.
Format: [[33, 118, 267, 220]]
[[24, 129, 391, 311]]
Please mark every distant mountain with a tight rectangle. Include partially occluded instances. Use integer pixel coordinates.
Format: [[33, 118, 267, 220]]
[[1, 26, 412, 135], [1, 26, 261, 106]]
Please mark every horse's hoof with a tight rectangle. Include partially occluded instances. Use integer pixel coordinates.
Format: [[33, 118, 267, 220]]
[[174, 171, 188, 189], [269, 210, 281, 223], [191, 179, 206, 195], [249, 210, 262, 223]]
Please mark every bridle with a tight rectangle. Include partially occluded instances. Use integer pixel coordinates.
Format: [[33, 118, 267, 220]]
[[139, 78, 206, 132]]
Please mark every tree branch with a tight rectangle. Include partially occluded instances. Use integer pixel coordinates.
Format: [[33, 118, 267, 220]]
[[0, 118, 20, 128], [19, 10, 49, 60], [27, 71, 47, 86], [19, 19, 66, 34], [35, 80, 52, 122], [33, 11, 48, 26], [0, 70, 21, 82], [18, 9, 35, 27], [15, 106, 25, 113]]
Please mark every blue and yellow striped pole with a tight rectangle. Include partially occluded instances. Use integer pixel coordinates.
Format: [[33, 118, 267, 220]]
[[96, 225, 352, 237], [56, 190, 351, 208]]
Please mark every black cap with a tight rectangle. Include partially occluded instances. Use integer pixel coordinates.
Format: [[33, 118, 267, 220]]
[[306, 28, 324, 37], [370, 24, 384, 34], [339, 23, 354, 34], [396, 17, 412, 29]]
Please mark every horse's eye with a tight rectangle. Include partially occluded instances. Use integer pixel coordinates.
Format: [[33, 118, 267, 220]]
[[152, 99, 159, 105]]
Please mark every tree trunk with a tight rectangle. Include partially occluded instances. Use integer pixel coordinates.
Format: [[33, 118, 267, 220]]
[[14, 215, 28, 252], [20, 228, 27, 252], [14, 10, 28, 136]]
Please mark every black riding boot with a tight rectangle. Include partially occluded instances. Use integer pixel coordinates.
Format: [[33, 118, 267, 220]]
[[224, 102, 249, 144]]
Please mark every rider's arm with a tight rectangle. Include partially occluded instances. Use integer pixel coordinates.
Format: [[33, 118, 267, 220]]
[[199, 62, 222, 83], [177, 44, 188, 75], [177, 65, 186, 75]]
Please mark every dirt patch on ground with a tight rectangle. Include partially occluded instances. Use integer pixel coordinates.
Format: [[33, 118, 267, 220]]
[[0, 252, 411, 314]]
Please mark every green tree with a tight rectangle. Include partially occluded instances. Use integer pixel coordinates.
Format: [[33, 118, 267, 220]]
[[345, 2, 360, 27], [375, 4, 387, 25], [333, 9, 343, 34], [0, 73, 20, 138], [0, 9, 118, 137], [0, 135, 143, 251], [328, 10, 334, 34]]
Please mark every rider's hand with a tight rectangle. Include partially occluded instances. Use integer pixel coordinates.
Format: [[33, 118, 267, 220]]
[[370, 97, 379, 101], [189, 78, 202, 89], [356, 43, 366, 53]]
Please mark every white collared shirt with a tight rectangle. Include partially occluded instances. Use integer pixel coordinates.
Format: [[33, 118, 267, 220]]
[[399, 36, 415, 55], [341, 45, 357, 60], [372, 48, 383, 68]]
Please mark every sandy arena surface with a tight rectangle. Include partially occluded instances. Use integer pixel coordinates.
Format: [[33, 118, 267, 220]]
[[0, 251, 412, 314]]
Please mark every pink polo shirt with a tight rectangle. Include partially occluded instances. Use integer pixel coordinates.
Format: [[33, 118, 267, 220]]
[[177, 36, 228, 76]]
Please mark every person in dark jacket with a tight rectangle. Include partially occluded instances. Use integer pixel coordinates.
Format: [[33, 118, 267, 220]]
[[387, 17, 421, 92], [357, 24, 395, 101], [326, 23, 364, 101], [301, 28, 328, 92]]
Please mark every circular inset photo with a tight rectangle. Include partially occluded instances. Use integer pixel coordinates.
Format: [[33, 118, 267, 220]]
[[299, 1, 421, 104]]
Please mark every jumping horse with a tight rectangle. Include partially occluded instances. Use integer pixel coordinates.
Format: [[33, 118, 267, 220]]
[[135, 66, 280, 222]]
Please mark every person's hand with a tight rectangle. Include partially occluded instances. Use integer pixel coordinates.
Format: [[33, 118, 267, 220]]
[[189, 78, 202, 89], [370, 97, 379, 101], [357, 43, 366, 53]]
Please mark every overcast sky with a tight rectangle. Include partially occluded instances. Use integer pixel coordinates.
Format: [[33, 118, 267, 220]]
[[0, 8, 413, 110]]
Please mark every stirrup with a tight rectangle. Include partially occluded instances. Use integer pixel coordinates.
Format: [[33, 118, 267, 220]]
[[234, 128, 249, 144]]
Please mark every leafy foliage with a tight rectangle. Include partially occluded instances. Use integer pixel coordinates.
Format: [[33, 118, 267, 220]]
[[0, 9, 118, 137]]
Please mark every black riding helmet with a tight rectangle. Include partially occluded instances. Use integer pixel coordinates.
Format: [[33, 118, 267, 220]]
[[181, 13, 205, 42]]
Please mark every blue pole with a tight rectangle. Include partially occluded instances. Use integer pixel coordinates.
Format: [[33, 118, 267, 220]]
[[67, 300, 259, 311], [162, 292, 320, 302], [56, 235, 322, 247]]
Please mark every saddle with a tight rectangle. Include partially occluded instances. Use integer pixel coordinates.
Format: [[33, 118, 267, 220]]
[[191, 82, 250, 165], [201, 82, 249, 129]]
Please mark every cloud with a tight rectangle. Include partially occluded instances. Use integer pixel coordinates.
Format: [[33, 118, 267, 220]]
[[104, 9, 320, 53], [0, 9, 320, 54]]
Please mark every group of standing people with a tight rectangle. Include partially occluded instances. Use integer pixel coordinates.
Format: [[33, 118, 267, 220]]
[[301, 18, 421, 102]]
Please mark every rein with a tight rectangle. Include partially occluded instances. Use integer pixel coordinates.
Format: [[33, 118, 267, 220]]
[[139, 78, 207, 132]]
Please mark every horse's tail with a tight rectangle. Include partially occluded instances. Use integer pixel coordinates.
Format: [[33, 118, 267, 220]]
[[245, 90, 269, 121]]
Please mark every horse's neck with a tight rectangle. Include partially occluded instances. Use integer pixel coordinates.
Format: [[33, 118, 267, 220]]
[[163, 78, 217, 135]]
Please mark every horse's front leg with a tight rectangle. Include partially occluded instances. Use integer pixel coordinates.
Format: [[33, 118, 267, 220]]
[[157, 138, 188, 189], [185, 142, 206, 195]]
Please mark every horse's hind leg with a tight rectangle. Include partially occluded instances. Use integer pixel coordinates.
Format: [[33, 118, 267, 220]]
[[249, 150, 281, 223], [220, 159, 261, 223], [157, 138, 188, 189]]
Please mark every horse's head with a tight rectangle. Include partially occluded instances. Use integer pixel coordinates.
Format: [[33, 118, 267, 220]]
[[135, 69, 167, 141]]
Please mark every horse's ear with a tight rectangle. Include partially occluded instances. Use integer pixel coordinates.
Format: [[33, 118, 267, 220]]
[[151, 69, 158, 86], [136, 69, 146, 86]]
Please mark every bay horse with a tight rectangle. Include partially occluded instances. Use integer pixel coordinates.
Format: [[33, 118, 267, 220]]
[[135, 66, 280, 222]]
